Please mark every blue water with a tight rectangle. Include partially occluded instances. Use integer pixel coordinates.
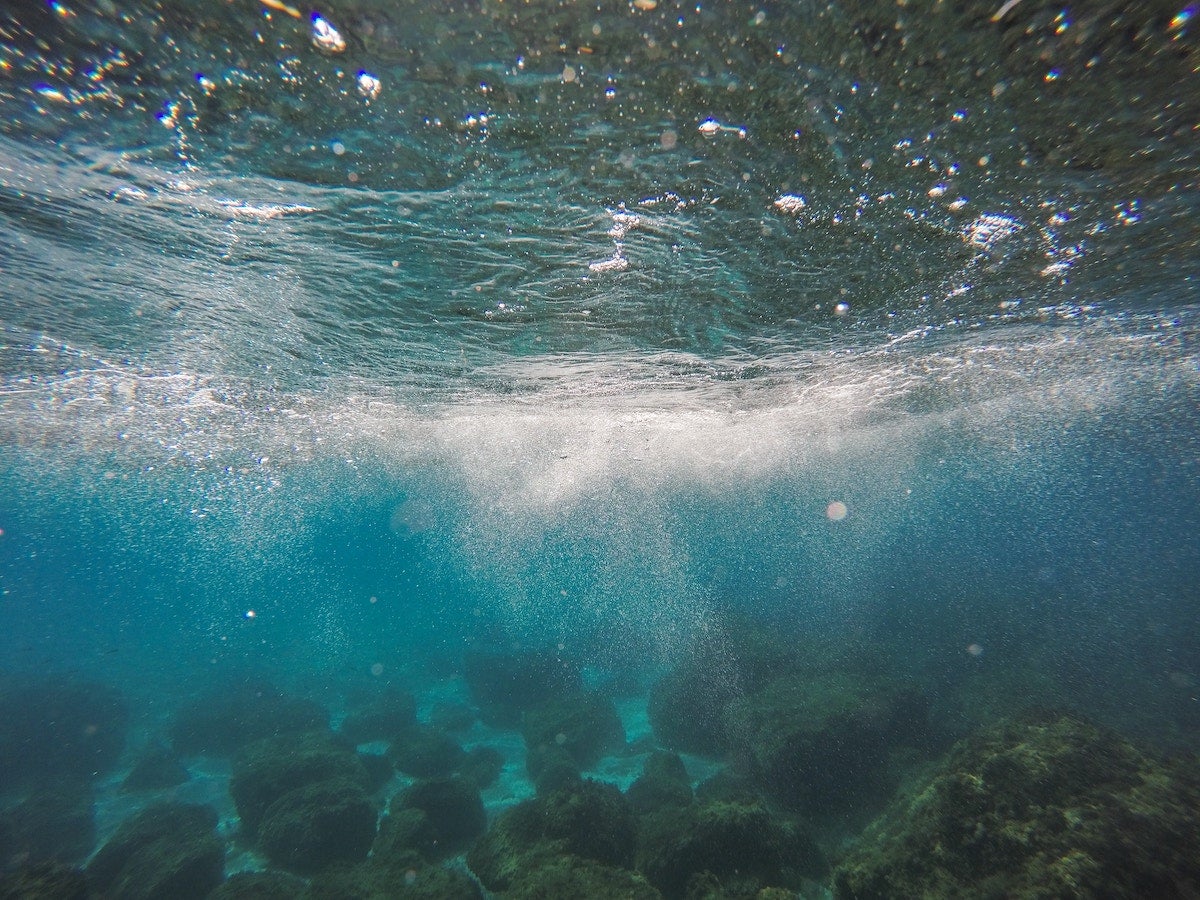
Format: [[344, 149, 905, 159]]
[[1, 0, 1198, 894]]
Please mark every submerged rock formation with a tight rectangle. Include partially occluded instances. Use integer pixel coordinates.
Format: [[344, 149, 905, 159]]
[[833, 712, 1200, 899]]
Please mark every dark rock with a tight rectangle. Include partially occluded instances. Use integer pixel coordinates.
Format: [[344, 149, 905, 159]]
[[526, 743, 579, 794], [391, 776, 486, 858], [463, 649, 582, 728], [506, 855, 662, 899], [302, 858, 482, 900], [207, 870, 307, 900], [522, 692, 625, 769], [356, 751, 394, 793], [86, 802, 223, 900], [0, 787, 94, 867], [338, 689, 417, 745], [727, 672, 931, 819], [371, 807, 432, 868], [636, 799, 826, 900], [458, 746, 504, 790], [120, 744, 189, 793], [832, 712, 1200, 900], [627, 751, 693, 815], [467, 780, 636, 892], [465, 804, 552, 892], [170, 683, 328, 757], [0, 861, 91, 900], [256, 778, 378, 875], [693, 769, 761, 806], [230, 731, 370, 833], [389, 726, 464, 778], [0, 676, 128, 792]]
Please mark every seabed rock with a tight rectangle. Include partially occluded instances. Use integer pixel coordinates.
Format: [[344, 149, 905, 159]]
[[521, 691, 625, 769], [832, 712, 1200, 899], [467, 779, 636, 892], [86, 801, 223, 900]]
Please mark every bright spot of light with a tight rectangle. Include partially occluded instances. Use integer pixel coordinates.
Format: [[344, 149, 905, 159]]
[[826, 501, 849, 521], [244, 609, 257, 619], [311, 13, 346, 53], [356, 71, 381, 100], [967, 643, 984, 657]]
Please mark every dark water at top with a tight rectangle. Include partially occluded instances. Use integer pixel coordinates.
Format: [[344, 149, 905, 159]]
[[0, 0, 1198, 894]]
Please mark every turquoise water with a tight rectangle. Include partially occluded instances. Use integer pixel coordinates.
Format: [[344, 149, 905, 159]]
[[1, 0, 1199, 896]]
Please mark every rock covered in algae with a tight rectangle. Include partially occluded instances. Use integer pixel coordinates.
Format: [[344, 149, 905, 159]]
[[301, 858, 483, 900], [255, 777, 378, 874], [627, 750, 694, 814], [521, 690, 626, 768], [636, 799, 826, 899], [832, 712, 1200, 899], [467, 779, 636, 892], [86, 801, 224, 900], [229, 731, 372, 833], [378, 775, 487, 860], [726, 670, 931, 818], [505, 854, 663, 900]]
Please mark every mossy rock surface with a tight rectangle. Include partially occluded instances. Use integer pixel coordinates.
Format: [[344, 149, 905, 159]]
[[832, 712, 1200, 899], [0, 861, 91, 900], [636, 799, 825, 900], [389, 725, 465, 778], [0, 786, 95, 867], [302, 859, 482, 900], [256, 778, 378, 875], [727, 671, 930, 815], [208, 870, 307, 900], [389, 776, 486, 858], [506, 855, 663, 899], [467, 779, 636, 891], [627, 751, 693, 815], [522, 691, 625, 768], [86, 801, 223, 900], [229, 731, 370, 832]]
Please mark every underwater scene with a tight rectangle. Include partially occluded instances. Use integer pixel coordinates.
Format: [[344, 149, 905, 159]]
[[2, 0, 1199, 897]]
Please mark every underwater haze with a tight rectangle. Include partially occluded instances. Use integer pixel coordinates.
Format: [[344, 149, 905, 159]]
[[1, 0, 1199, 897]]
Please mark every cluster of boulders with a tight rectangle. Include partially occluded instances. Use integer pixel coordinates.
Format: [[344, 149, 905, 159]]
[[3, 635, 1199, 899]]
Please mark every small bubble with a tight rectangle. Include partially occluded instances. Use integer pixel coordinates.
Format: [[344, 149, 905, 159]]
[[562, 65, 577, 83], [826, 501, 849, 521], [966, 643, 984, 657], [371, 662, 385, 676], [369, 595, 378, 604], [660, 129, 678, 150], [555, 732, 567, 745], [244, 609, 256, 619], [331, 140, 345, 156]]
